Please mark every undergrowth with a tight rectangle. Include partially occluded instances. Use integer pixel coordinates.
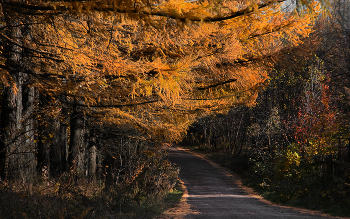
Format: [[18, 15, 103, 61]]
[[0, 159, 180, 219]]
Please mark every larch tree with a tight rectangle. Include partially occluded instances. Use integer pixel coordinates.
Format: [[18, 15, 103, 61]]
[[0, 0, 325, 182]]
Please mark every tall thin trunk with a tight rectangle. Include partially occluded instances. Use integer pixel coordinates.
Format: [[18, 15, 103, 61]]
[[49, 118, 63, 177], [68, 100, 87, 177], [22, 84, 36, 182], [59, 103, 69, 174], [87, 128, 97, 182]]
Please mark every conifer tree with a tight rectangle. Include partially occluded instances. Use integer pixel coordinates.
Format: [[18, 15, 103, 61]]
[[0, 0, 326, 181]]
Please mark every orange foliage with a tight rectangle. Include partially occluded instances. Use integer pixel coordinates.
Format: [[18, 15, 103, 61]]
[[0, 0, 324, 141]]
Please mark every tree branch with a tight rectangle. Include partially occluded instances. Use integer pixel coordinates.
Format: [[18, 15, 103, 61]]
[[3, 0, 286, 22], [0, 32, 64, 62], [196, 78, 237, 90], [61, 99, 160, 108]]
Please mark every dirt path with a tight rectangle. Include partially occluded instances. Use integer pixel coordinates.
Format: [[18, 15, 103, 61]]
[[162, 146, 347, 219]]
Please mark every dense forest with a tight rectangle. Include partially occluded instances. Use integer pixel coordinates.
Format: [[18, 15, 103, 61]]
[[0, 0, 348, 218]]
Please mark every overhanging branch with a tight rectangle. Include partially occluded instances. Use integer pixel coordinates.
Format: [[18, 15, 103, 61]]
[[3, 0, 286, 22], [196, 78, 237, 90], [62, 99, 160, 108]]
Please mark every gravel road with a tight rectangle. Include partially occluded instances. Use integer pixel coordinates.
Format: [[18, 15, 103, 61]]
[[166, 146, 342, 219]]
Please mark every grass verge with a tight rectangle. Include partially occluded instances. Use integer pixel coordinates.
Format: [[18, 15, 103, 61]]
[[162, 180, 184, 208]]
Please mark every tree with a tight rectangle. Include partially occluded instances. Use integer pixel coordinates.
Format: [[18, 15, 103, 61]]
[[293, 58, 338, 157], [0, 0, 324, 182]]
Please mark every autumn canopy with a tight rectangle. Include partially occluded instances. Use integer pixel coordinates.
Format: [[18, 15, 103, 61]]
[[0, 0, 321, 181]]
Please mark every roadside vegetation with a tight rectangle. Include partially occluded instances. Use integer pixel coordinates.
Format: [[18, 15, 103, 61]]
[[0, 144, 179, 219]]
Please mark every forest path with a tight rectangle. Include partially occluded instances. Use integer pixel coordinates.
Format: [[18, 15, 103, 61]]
[[164, 146, 341, 219]]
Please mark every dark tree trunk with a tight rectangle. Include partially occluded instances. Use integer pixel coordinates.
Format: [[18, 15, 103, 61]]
[[49, 100, 69, 177], [37, 94, 51, 176], [58, 104, 69, 174], [49, 118, 64, 177], [0, 11, 36, 183], [87, 128, 97, 182], [0, 78, 23, 181], [68, 100, 87, 177], [22, 84, 37, 182], [37, 96, 69, 178]]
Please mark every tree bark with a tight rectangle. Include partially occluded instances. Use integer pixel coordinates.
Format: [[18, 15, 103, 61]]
[[68, 100, 87, 177], [22, 84, 36, 182], [0, 77, 23, 181], [0, 12, 36, 182], [59, 104, 69, 174], [87, 128, 97, 182], [49, 118, 63, 177]]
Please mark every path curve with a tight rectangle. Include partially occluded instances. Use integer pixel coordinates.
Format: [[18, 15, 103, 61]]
[[166, 146, 346, 219]]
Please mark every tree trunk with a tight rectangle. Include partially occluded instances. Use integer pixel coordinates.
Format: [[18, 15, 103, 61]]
[[37, 94, 51, 177], [50, 100, 69, 177], [87, 128, 97, 182], [22, 84, 37, 182], [49, 118, 64, 177], [37, 96, 69, 178], [59, 104, 69, 174], [68, 100, 87, 178], [0, 78, 23, 181], [0, 13, 36, 183]]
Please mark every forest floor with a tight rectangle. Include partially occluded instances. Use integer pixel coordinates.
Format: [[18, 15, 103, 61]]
[[160, 146, 349, 219]]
